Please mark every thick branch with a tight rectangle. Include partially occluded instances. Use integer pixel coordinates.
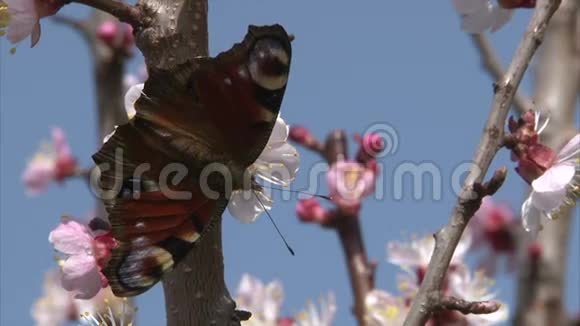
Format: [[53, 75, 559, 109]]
[[515, 0, 580, 325], [470, 34, 534, 114], [111, 0, 240, 324], [403, 1, 562, 325]]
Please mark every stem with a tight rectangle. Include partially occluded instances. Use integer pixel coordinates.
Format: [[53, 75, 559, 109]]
[[336, 218, 374, 325], [68, 0, 142, 27], [403, 1, 562, 324], [322, 131, 375, 325]]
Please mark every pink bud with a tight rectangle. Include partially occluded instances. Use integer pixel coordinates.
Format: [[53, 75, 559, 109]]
[[355, 133, 385, 163], [97, 21, 118, 46], [289, 125, 313, 144], [277, 318, 295, 326], [297, 198, 328, 223], [361, 133, 385, 156]]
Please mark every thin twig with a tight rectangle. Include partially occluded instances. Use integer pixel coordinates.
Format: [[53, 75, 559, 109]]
[[403, 1, 563, 325], [470, 34, 534, 114], [52, 15, 91, 43], [66, 0, 142, 27], [434, 295, 502, 315], [294, 130, 375, 325]]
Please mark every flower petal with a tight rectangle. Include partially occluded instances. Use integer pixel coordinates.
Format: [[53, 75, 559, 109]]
[[452, 0, 489, 14], [124, 83, 144, 119], [531, 163, 575, 211], [461, 3, 494, 33], [556, 134, 580, 164], [521, 196, 544, 235], [254, 143, 300, 186], [268, 117, 289, 145], [6, 5, 38, 44], [263, 280, 284, 322], [386, 241, 425, 267], [61, 261, 102, 299], [227, 190, 272, 223], [490, 6, 513, 32], [62, 254, 97, 279], [49, 220, 93, 255]]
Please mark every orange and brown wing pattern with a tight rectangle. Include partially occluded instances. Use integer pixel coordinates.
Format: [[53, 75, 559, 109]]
[[92, 24, 293, 297]]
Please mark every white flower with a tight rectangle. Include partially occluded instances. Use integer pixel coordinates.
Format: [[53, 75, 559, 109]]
[[522, 134, 579, 235], [364, 290, 409, 326], [448, 266, 509, 325], [237, 274, 284, 326], [32, 271, 135, 326], [387, 231, 472, 269], [102, 83, 142, 143], [452, 0, 513, 33], [295, 293, 337, 326], [32, 271, 74, 326], [228, 117, 300, 223]]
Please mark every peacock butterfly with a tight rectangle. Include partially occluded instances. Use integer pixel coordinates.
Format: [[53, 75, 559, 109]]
[[92, 24, 292, 297]]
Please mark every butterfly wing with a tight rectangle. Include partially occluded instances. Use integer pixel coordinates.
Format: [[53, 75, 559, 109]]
[[93, 24, 292, 297]]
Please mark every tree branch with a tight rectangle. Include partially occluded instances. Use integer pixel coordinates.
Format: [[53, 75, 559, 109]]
[[109, 0, 241, 324], [403, 1, 563, 324], [515, 0, 580, 325], [66, 0, 143, 27], [294, 130, 375, 325], [469, 34, 534, 114]]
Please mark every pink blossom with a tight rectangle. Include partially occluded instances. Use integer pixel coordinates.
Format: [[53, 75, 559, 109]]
[[3, 0, 62, 47], [470, 196, 517, 274], [327, 160, 377, 215], [22, 128, 78, 194], [508, 112, 579, 234], [48, 218, 117, 299]]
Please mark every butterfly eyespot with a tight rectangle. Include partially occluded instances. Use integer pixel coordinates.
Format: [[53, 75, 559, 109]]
[[248, 38, 290, 90]]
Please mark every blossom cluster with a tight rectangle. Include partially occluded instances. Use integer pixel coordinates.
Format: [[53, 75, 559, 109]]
[[367, 228, 509, 325], [236, 274, 336, 326]]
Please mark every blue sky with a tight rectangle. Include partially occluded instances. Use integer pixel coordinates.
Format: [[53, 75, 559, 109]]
[[1, 1, 578, 325]]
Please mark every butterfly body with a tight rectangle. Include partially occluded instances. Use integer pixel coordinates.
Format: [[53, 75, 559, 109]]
[[93, 24, 292, 296]]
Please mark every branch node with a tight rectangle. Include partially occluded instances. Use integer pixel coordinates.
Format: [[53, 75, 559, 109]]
[[435, 295, 502, 315]]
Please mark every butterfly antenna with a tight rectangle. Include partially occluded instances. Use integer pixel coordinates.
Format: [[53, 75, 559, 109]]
[[265, 186, 332, 201], [253, 190, 295, 256]]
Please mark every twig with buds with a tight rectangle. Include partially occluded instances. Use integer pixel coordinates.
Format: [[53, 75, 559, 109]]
[[65, 0, 142, 27], [291, 129, 376, 325], [403, 1, 562, 325]]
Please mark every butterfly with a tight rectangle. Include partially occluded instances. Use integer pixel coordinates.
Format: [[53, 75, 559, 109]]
[[92, 24, 292, 297]]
